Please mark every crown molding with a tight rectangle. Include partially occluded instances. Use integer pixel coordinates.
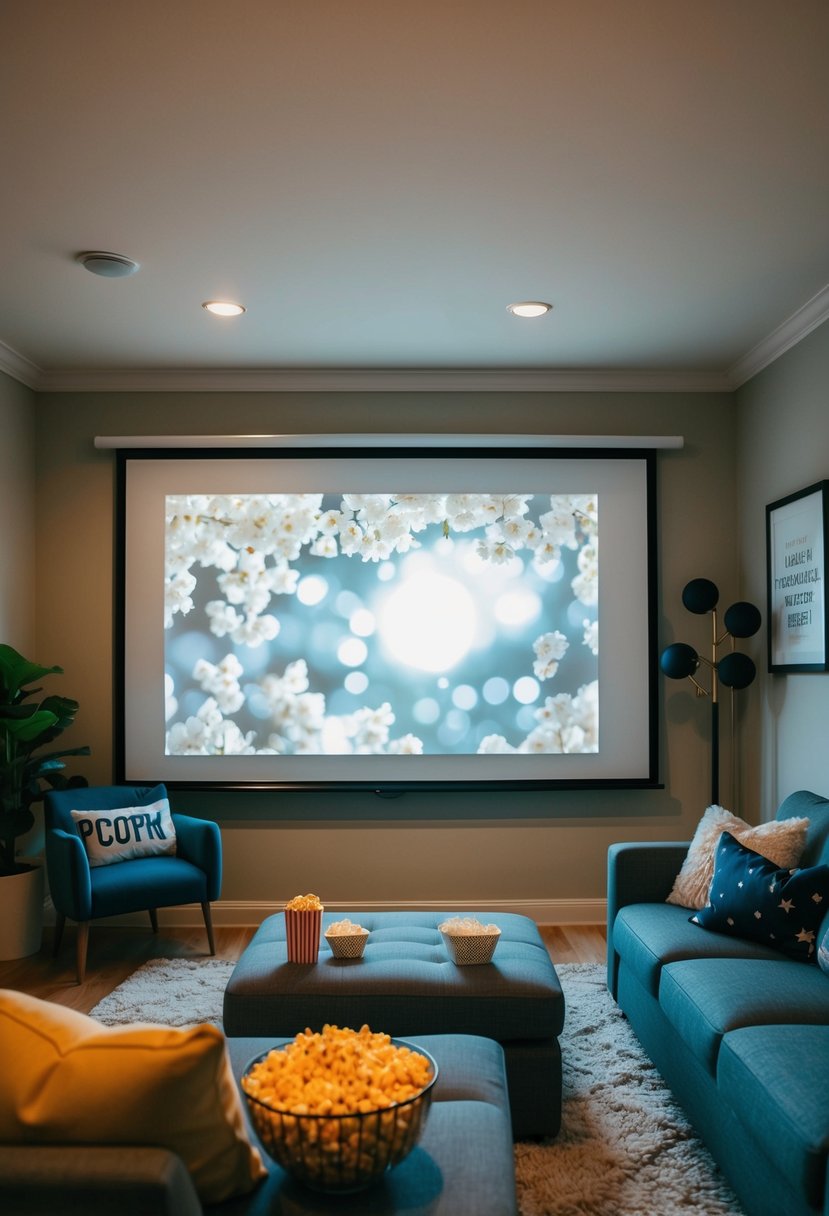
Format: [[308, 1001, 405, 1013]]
[[728, 283, 829, 388], [0, 339, 42, 390], [18, 365, 731, 393]]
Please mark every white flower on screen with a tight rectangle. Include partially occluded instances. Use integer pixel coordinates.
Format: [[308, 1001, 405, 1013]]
[[339, 520, 364, 555], [501, 516, 533, 545], [518, 725, 559, 753], [477, 734, 516, 754], [573, 494, 598, 535], [269, 564, 299, 595], [212, 720, 257, 754], [164, 673, 178, 722], [500, 494, 531, 519], [317, 507, 345, 534], [476, 537, 515, 564], [193, 657, 245, 714], [164, 570, 197, 627], [387, 733, 424, 754], [539, 506, 577, 549], [166, 715, 211, 754], [348, 702, 395, 751], [342, 494, 392, 524], [230, 613, 280, 648], [532, 630, 569, 680], [205, 600, 243, 638], [571, 540, 598, 606], [359, 529, 393, 562], [310, 534, 338, 558], [532, 537, 561, 565], [583, 619, 599, 655]]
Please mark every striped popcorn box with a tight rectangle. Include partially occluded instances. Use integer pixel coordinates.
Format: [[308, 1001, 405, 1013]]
[[285, 908, 323, 963]]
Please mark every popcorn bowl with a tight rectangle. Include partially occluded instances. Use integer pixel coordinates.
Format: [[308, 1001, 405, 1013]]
[[241, 1039, 438, 1193], [324, 926, 369, 960], [439, 920, 501, 966]]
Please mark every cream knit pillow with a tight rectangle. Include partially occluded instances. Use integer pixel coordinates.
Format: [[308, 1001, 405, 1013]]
[[666, 804, 810, 910]]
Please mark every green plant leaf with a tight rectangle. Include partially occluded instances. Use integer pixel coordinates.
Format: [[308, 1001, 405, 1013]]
[[0, 644, 62, 699], [1, 709, 59, 743]]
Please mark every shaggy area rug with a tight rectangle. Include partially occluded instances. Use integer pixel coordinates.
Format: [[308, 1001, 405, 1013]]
[[90, 958, 744, 1216]]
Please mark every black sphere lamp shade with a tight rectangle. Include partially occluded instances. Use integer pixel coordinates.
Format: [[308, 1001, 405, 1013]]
[[659, 642, 699, 680], [681, 578, 719, 614], [723, 601, 762, 639]]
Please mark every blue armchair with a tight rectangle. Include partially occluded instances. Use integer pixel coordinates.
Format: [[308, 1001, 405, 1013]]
[[44, 783, 221, 983]]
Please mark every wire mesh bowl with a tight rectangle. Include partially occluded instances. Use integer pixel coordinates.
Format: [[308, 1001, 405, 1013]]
[[324, 927, 369, 959], [440, 927, 501, 965], [241, 1039, 438, 1193]]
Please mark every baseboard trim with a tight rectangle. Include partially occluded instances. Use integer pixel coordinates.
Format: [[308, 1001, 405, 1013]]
[[44, 897, 607, 928]]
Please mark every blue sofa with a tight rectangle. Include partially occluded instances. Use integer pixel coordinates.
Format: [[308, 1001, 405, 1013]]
[[607, 789, 829, 1216]]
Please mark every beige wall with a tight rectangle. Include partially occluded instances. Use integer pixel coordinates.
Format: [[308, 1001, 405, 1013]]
[[34, 389, 741, 919], [0, 370, 36, 653], [736, 320, 829, 816]]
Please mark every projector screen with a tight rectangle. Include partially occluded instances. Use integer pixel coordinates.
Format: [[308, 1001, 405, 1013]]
[[117, 446, 657, 790]]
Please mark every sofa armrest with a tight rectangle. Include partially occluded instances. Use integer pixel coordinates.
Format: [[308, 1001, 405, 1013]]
[[0, 1145, 203, 1216], [173, 814, 222, 902], [606, 841, 690, 998]]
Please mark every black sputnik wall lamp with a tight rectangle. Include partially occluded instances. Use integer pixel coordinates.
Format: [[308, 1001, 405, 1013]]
[[659, 578, 761, 806]]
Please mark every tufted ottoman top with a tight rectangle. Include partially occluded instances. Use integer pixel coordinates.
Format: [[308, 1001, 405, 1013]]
[[223, 911, 564, 1043]]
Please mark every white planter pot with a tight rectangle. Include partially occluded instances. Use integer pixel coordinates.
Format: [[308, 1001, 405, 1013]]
[[0, 864, 44, 960]]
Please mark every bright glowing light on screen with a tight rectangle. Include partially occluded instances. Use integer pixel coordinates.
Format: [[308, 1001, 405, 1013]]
[[377, 571, 477, 674]]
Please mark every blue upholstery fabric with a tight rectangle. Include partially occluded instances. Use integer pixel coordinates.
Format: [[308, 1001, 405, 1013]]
[[225, 911, 563, 1042], [44, 784, 221, 980], [211, 1034, 518, 1215], [659, 957, 829, 1075], [612, 901, 782, 996], [718, 1024, 829, 1210], [777, 790, 829, 866], [224, 911, 564, 1139], [608, 793, 829, 1216], [605, 841, 690, 995], [88, 856, 210, 918], [45, 784, 221, 923]]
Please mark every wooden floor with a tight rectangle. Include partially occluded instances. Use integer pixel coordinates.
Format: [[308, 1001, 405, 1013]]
[[0, 922, 606, 1016]]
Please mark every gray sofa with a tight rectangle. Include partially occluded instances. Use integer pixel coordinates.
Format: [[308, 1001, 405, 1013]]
[[607, 788, 829, 1216]]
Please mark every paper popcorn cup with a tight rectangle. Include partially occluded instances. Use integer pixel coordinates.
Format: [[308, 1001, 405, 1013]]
[[285, 908, 323, 963]]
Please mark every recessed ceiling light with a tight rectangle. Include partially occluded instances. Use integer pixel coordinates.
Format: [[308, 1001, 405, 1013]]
[[507, 301, 552, 318], [202, 300, 246, 317], [76, 251, 140, 278]]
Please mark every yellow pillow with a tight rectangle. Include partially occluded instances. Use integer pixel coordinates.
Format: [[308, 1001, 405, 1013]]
[[0, 988, 266, 1203]]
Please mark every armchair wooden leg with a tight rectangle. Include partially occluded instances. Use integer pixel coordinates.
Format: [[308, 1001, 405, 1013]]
[[201, 901, 216, 955], [53, 914, 66, 957], [76, 922, 89, 985], [148, 908, 158, 934]]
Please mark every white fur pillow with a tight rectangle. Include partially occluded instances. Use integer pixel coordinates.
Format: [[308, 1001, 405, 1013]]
[[666, 804, 810, 909]]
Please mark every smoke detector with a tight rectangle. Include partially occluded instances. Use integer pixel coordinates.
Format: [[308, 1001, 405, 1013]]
[[76, 251, 140, 278]]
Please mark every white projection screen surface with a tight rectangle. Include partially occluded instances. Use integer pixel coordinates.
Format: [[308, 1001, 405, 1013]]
[[117, 448, 658, 790]]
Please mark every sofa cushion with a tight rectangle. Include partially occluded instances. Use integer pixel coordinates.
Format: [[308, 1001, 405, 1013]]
[[0, 989, 266, 1204], [667, 804, 809, 910], [718, 1024, 829, 1209], [658, 958, 829, 1075], [612, 902, 783, 996], [690, 832, 829, 963]]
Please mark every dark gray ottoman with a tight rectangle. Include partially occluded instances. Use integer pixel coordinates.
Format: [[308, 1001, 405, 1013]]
[[223, 911, 564, 1139], [213, 1034, 517, 1215]]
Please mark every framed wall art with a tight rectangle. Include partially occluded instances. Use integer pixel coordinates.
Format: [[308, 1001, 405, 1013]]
[[766, 480, 829, 673]]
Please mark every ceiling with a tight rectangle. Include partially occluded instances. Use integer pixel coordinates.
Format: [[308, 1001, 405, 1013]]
[[3, 1, 829, 392]]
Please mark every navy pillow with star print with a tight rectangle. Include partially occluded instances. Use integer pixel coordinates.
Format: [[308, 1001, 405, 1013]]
[[690, 830, 829, 963]]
